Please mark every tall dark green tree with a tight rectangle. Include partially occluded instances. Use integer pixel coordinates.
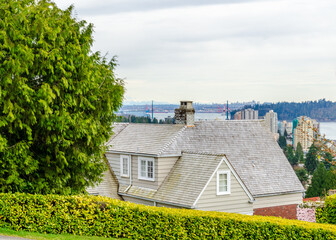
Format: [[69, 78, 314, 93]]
[[295, 142, 304, 163], [285, 145, 298, 166], [0, 0, 124, 194], [306, 164, 336, 198], [278, 136, 287, 149], [295, 168, 308, 186], [323, 152, 334, 170], [305, 144, 319, 174]]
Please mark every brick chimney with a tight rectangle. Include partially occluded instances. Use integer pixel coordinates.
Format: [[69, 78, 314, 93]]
[[174, 101, 195, 126]]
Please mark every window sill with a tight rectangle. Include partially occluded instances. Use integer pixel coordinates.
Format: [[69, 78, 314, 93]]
[[217, 192, 231, 196], [138, 177, 155, 182]]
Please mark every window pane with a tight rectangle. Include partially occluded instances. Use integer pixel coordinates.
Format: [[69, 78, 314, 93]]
[[141, 160, 146, 177], [123, 158, 128, 175], [219, 173, 228, 192], [147, 161, 153, 179]]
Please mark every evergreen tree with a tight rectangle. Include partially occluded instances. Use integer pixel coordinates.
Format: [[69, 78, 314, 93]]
[[284, 129, 288, 137], [295, 142, 304, 163], [323, 152, 334, 170], [305, 144, 319, 174], [285, 146, 298, 165], [306, 164, 336, 197], [0, 0, 124, 194], [153, 118, 159, 124], [295, 168, 308, 186], [278, 136, 287, 149]]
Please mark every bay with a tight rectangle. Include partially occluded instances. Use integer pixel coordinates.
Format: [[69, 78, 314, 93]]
[[320, 122, 336, 140]]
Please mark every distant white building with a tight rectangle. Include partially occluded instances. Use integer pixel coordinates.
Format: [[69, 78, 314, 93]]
[[264, 110, 278, 134], [241, 108, 258, 120]]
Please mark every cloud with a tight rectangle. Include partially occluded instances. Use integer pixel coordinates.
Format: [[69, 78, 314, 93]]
[[52, 0, 336, 103], [55, 0, 267, 15]]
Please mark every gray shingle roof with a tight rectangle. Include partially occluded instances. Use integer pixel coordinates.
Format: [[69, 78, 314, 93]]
[[119, 152, 223, 207], [108, 121, 304, 197], [154, 152, 223, 206], [108, 123, 185, 155]]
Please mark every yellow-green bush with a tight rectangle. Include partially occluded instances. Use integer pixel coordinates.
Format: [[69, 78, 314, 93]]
[[1, 193, 336, 239], [317, 195, 336, 224]]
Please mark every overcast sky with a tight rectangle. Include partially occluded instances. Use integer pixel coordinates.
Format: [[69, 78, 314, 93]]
[[54, 0, 336, 104]]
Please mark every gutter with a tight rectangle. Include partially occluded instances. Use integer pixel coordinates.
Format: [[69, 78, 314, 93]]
[[253, 190, 305, 198], [119, 192, 194, 209], [107, 150, 181, 158]]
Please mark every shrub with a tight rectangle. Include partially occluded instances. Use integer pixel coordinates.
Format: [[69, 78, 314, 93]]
[[1, 193, 336, 239], [316, 194, 336, 224]]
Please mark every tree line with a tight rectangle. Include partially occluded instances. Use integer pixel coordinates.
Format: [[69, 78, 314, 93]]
[[116, 115, 174, 124], [239, 99, 336, 121]]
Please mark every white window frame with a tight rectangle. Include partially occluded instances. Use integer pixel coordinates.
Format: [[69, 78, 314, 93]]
[[217, 170, 231, 195], [120, 155, 130, 177], [138, 157, 155, 181]]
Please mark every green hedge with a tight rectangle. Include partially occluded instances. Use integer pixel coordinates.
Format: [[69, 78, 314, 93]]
[[1, 193, 336, 239], [317, 195, 336, 224]]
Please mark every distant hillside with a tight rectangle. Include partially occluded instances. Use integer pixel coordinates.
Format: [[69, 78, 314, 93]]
[[241, 99, 336, 121]]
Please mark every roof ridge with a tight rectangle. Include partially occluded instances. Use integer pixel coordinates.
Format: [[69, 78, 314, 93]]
[[195, 120, 264, 123], [181, 151, 226, 156], [157, 126, 187, 155], [106, 123, 129, 145]]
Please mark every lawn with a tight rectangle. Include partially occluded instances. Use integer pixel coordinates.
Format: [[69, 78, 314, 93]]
[[0, 228, 119, 240]]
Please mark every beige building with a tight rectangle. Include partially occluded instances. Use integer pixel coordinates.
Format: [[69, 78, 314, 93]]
[[89, 101, 304, 218], [241, 108, 258, 120], [293, 116, 319, 152]]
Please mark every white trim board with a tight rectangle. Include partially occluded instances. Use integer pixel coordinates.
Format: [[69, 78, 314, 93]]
[[192, 156, 254, 208]]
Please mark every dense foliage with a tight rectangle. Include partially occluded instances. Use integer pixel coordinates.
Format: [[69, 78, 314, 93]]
[[277, 135, 286, 149], [117, 115, 174, 124], [295, 168, 308, 186], [305, 164, 336, 198], [316, 194, 336, 224], [305, 144, 319, 174], [0, 0, 124, 194], [240, 99, 336, 121], [1, 193, 336, 239]]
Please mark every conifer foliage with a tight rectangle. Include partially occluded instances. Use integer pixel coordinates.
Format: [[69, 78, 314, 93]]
[[305, 144, 319, 174], [0, 0, 124, 194]]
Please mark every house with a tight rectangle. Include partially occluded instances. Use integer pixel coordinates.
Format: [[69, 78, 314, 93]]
[[88, 101, 304, 218]]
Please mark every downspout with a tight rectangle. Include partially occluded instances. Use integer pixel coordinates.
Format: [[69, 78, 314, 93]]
[[124, 154, 132, 192]]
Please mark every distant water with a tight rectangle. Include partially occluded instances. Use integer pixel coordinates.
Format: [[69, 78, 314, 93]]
[[320, 122, 336, 140], [124, 112, 228, 121], [122, 112, 336, 140]]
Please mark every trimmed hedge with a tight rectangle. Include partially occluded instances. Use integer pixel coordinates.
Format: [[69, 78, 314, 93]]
[[317, 195, 336, 224], [0, 193, 336, 239]]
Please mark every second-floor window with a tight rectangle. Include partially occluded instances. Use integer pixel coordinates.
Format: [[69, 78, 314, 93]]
[[217, 170, 231, 195], [138, 157, 154, 181], [120, 155, 130, 177]]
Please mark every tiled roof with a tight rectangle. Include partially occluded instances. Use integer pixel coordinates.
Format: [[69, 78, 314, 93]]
[[108, 123, 185, 155], [154, 152, 223, 206], [119, 152, 223, 207], [108, 121, 304, 197], [119, 184, 157, 199]]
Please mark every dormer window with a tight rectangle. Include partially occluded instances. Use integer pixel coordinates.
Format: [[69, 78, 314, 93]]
[[217, 170, 231, 195], [138, 157, 154, 181], [120, 155, 130, 177]]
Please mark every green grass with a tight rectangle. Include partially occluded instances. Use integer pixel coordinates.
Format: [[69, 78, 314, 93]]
[[0, 227, 119, 240]]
